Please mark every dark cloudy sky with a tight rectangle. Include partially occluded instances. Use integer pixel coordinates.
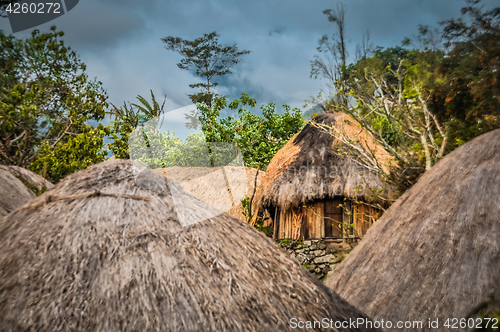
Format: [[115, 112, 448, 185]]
[[1, 0, 497, 114]]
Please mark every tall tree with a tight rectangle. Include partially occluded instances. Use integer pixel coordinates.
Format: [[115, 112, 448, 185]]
[[432, 0, 500, 149], [313, 47, 447, 194], [0, 27, 109, 182], [162, 32, 250, 107], [310, 3, 349, 106], [197, 93, 305, 169], [309, 0, 499, 195]]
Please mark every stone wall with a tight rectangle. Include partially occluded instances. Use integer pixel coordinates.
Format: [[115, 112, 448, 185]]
[[278, 239, 355, 279]]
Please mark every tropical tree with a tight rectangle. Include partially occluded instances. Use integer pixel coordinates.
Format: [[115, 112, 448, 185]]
[[432, 0, 500, 149], [310, 0, 500, 193], [311, 47, 448, 193], [0, 27, 109, 182], [197, 93, 305, 169], [29, 124, 110, 183], [108, 102, 141, 159], [108, 91, 166, 159], [132, 90, 167, 125], [162, 32, 250, 106]]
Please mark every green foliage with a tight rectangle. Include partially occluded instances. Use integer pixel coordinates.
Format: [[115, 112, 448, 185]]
[[296, 241, 306, 249], [108, 102, 141, 159], [132, 90, 167, 126], [29, 124, 110, 183], [240, 196, 252, 221], [333, 46, 448, 192], [432, 0, 500, 151], [197, 93, 305, 169], [241, 196, 272, 236], [467, 295, 500, 331], [162, 32, 250, 106], [253, 217, 272, 236], [320, 0, 499, 194], [0, 27, 109, 182], [111, 92, 271, 170], [278, 238, 292, 246], [129, 129, 214, 169], [187, 91, 213, 107], [372, 115, 398, 146], [108, 91, 166, 159], [17, 178, 47, 196]]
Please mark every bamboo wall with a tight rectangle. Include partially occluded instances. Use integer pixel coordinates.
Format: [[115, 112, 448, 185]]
[[304, 201, 324, 239], [352, 204, 380, 238], [274, 198, 382, 240], [277, 201, 324, 240]]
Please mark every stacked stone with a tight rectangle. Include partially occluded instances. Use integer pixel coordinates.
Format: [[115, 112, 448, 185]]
[[278, 239, 352, 279]]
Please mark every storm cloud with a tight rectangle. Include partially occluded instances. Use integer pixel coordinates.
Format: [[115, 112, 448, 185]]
[[1, 0, 497, 113]]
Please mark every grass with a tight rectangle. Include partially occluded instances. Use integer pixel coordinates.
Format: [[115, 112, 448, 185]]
[[277, 238, 292, 246], [18, 178, 47, 196]]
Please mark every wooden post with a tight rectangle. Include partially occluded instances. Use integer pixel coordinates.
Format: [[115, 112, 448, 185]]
[[273, 207, 279, 239], [220, 167, 235, 208], [248, 166, 260, 218]]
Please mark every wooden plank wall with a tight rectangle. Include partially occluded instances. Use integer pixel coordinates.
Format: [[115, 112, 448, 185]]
[[353, 204, 362, 238], [276, 200, 382, 240], [278, 207, 298, 239], [304, 201, 324, 239], [352, 204, 382, 238], [277, 202, 325, 239]]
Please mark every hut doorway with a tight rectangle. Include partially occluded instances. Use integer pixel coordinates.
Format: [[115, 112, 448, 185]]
[[324, 197, 343, 238]]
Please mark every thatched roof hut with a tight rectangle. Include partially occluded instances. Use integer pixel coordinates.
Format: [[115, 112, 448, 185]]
[[0, 167, 36, 217], [0, 165, 55, 192], [325, 128, 500, 329], [0, 159, 376, 331], [152, 166, 263, 221], [254, 112, 393, 240]]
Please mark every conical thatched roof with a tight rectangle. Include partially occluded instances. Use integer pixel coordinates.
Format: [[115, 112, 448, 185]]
[[256, 112, 393, 210], [0, 159, 376, 331], [325, 129, 500, 329], [0, 165, 55, 192], [152, 166, 263, 221], [0, 167, 36, 217]]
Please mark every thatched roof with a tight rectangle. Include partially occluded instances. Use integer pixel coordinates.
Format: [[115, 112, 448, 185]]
[[152, 166, 263, 221], [0, 167, 36, 217], [0, 165, 55, 192], [256, 112, 393, 210], [325, 128, 500, 329], [0, 159, 377, 331]]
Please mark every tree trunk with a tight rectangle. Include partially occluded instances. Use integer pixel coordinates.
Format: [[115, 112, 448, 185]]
[[421, 134, 432, 170]]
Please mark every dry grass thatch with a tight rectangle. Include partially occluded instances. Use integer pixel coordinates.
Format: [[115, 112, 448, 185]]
[[0, 167, 36, 217], [151, 166, 263, 221], [0, 165, 55, 192], [0, 159, 377, 331], [325, 128, 500, 330], [255, 112, 394, 211]]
